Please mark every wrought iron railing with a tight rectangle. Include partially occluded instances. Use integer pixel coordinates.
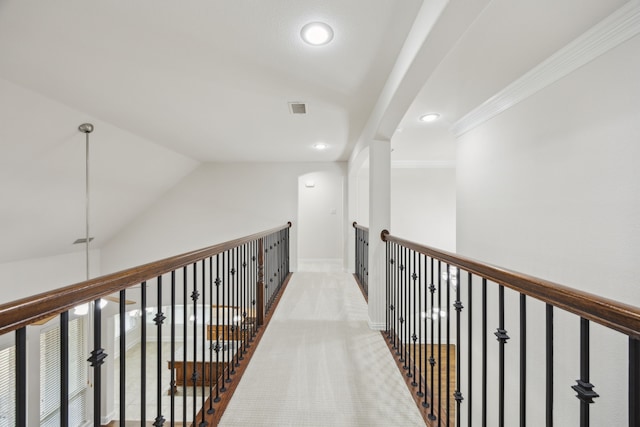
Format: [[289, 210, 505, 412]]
[[353, 222, 369, 299], [380, 229, 640, 427], [0, 222, 291, 426]]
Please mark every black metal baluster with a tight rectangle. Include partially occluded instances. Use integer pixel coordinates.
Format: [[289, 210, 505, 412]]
[[226, 250, 232, 385], [454, 267, 463, 427], [170, 271, 176, 424], [400, 247, 406, 365], [182, 268, 187, 425], [208, 257, 215, 416], [446, 264, 451, 427], [423, 255, 429, 409], [630, 337, 640, 427], [482, 278, 487, 427], [520, 294, 526, 427], [411, 251, 417, 386], [437, 260, 442, 427], [391, 242, 397, 349], [546, 304, 553, 427], [90, 297, 106, 426], [60, 311, 69, 426], [192, 262, 198, 423], [16, 327, 26, 427], [154, 276, 166, 427], [406, 246, 412, 369], [119, 290, 126, 427], [200, 261, 207, 427], [234, 246, 241, 368], [221, 251, 228, 393], [229, 248, 236, 376], [214, 254, 222, 403], [141, 281, 147, 424], [386, 240, 390, 337], [428, 257, 436, 421], [467, 273, 473, 427], [241, 244, 248, 357], [572, 318, 598, 427], [418, 253, 424, 399], [495, 285, 509, 427]]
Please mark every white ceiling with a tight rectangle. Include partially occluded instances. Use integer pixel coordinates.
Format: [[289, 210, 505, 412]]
[[0, 0, 421, 162], [0, 0, 632, 263]]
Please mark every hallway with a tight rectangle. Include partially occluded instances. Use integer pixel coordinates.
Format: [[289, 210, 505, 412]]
[[219, 271, 425, 426]]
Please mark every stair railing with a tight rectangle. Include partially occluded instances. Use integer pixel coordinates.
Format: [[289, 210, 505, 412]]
[[379, 229, 640, 427], [0, 222, 291, 426]]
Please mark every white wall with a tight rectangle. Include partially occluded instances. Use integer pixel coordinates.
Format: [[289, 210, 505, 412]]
[[297, 167, 346, 271], [353, 166, 456, 249], [457, 34, 640, 427], [0, 249, 101, 305], [101, 161, 348, 275], [391, 167, 456, 251]]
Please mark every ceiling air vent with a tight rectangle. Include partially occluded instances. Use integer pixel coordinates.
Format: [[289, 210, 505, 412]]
[[288, 102, 307, 115], [73, 237, 94, 244]]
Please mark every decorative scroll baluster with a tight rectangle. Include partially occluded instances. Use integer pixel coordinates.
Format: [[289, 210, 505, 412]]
[[411, 251, 417, 386], [454, 267, 463, 427], [428, 257, 436, 421], [437, 260, 442, 427], [417, 253, 424, 398], [572, 318, 598, 427], [154, 276, 166, 427], [214, 254, 222, 403], [192, 263, 199, 422], [200, 261, 207, 427], [183, 268, 188, 424], [208, 257, 214, 415], [495, 285, 510, 427], [90, 297, 106, 426]]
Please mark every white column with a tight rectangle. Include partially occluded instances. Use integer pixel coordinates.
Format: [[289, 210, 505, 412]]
[[368, 139, 390, 330]]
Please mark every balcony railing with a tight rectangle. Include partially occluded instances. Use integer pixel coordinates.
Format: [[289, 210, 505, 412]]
[[358, 227, 640, 427], [0, 222, 291, 426], [353, 222, 369, 299]]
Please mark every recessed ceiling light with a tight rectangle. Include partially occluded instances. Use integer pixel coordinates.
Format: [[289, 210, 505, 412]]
[[419, 113, 440, 123], [313, 142, 328, 150], [301, 22, 334, 46]]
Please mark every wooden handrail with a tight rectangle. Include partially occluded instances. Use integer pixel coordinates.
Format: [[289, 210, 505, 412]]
[[352, 221, 369, 232], [0, 222, 292, 336], [381, 230, 640, 339]]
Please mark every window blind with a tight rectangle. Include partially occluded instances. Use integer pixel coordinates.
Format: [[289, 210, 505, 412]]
[[40, 318, 87, 427], [0, 345, 16, 427]]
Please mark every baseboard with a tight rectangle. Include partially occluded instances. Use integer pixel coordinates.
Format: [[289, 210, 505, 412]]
[[101, 409, 116, 425], [297, 258, 344, 272], [368, 320, 386, 331]]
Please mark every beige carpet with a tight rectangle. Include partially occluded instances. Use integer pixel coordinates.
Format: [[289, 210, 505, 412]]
[[219, 271, 425, 427]]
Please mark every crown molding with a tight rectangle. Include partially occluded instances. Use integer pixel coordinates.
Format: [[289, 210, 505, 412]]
[[392, 160, 455, 169], [451, 1, 640, 137]]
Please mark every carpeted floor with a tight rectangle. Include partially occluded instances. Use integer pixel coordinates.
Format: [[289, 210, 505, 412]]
[[218, 271, 425, 426]]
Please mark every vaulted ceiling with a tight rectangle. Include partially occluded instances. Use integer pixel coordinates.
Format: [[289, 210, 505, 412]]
[[0, 0, 631, 263]]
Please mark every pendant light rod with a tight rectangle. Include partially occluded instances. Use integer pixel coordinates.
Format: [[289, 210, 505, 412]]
[[79, 123, 94, 281]]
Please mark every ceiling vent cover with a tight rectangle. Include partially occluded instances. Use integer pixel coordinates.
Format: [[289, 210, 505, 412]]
[[288, 102, 307, 114]]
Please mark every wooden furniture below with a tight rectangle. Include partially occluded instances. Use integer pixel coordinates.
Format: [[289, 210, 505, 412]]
[[168, 340, 239, 394]]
